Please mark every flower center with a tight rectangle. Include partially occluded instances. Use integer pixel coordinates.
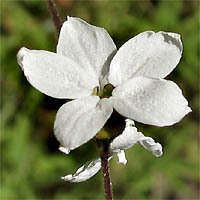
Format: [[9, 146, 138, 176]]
[[92, 84, 125, 140], [92, 84, 114, 99]]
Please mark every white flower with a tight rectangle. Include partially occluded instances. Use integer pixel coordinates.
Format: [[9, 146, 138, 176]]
[[17, 17, 191, 182]]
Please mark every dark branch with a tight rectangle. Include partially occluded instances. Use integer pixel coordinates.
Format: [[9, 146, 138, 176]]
[[46, 0, 62, 34], [100, 141, 113, 200]]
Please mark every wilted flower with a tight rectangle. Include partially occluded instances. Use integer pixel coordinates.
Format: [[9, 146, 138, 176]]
[[17, 16, 191, 182], [61, 119, 163, 182]]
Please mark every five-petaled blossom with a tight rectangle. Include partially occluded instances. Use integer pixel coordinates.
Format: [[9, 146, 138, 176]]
[[17, 16, 191, 182]]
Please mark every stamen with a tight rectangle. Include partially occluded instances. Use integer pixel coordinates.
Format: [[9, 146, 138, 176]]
[[92, 86, 100, 96], [100, 84, 114, 99]]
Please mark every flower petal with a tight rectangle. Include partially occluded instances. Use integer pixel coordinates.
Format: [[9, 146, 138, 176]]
[[116, 150, 127, 165], [62, 158, 102, 182], [138, 137, 163, 157], [54, 96, 113, 153], [109, 31, 183, 86], [59, 146, 70, 155], [112, 77, 191, 126], [17, 47, 98, 99], [110, 119, 163, 157], [57, 16, 117, 81], [110, 119, 143, 152]]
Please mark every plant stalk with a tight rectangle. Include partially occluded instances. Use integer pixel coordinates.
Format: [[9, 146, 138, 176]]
[[46, 0, 62, 34], [100, 141, 113, 200]]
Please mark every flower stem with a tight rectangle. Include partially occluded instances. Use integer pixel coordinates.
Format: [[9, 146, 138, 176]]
[[100, 141, 113, 200], [46, 0, 62, 34]]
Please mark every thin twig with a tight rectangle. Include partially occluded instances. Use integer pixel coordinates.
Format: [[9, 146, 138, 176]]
[[100, 141, 113, 200], [46, 0, 62, 34]]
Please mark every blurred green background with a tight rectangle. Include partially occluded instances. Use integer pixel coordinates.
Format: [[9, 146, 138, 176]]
[[1, 0, 199, 199]]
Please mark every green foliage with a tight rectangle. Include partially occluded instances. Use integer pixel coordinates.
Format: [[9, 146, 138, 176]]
[[1, 0, 199, 199]]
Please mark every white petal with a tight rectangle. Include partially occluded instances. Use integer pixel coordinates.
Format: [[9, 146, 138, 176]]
[[138, 137, 163, 157], [116, 150, 127, 165], [109, 31, 183, 86], [54, 96, 113, 152], [112, 77, 191, 127], [59, 146, 70, 155], [62, 158, 102, 182], [110, 119, 143, 152], [57, 16, 117, 82], [110, 119, 162, 157], [17, 47, 98, 99]]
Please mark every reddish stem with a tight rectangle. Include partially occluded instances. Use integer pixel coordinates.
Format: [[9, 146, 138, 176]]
[[46, 0, 62, 34], [100, 141, 113, 200]]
